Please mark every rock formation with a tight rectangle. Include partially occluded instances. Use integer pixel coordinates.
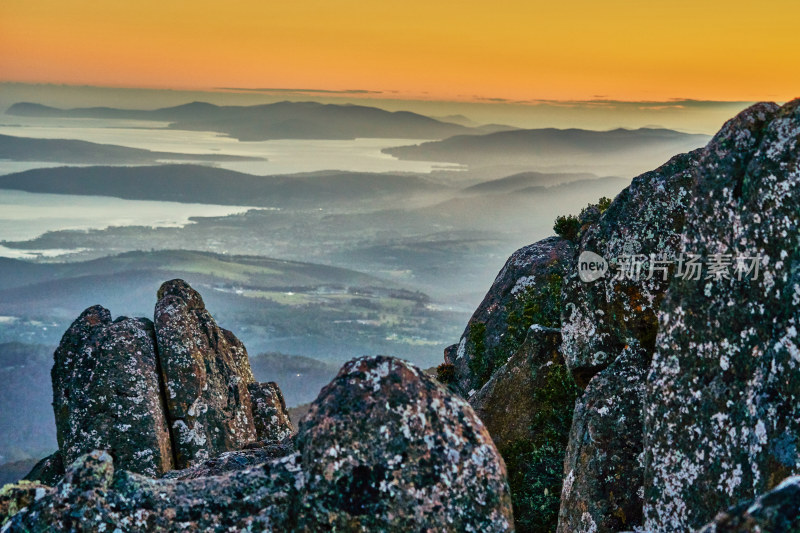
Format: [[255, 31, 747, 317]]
[[3, 356, 513, 531], [248, 381, 294, 443], [441, 99, 800, 532], [563, 100, 800, 531], [25, 280, 294, 485], [1, 281, 512, 530], [51, 307, 174, 477], [154, 279, 261, 468]]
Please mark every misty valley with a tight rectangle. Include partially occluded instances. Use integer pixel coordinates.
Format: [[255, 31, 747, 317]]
[[0, 98, 709, 480]]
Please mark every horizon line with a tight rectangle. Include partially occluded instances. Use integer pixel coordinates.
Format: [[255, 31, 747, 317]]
[[0, 81, 764, 108]]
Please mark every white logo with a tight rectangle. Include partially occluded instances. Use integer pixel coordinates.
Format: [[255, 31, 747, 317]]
[[578, 251, 608, 282]]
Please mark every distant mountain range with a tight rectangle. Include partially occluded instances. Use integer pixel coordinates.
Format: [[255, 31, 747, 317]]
[[0, 165, 446, 207], [384, 127, 711, 176], [6, 101, 516, 141], [0, 133, 264, 164]]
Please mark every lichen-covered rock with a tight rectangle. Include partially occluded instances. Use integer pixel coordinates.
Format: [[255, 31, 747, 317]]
[[558, 342, 647, 533], [23, 451, 64, 486], [249, 381, 294, 442], [0, 480, 49, 528], [154, 279, 258, 469], [452, 237, 574, 396], [560, 150, 697, 387], [644, 101, 800, 530], [3, 450, 118, 532], [6, 356, 515, 532], [296, 355, 514, 532], [51, 306, 174, 477], [697, 475, 800, 532], [4, 449, 304, 532], [471, 324, 580, 532]]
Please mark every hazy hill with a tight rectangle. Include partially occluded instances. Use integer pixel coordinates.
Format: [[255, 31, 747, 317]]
[[0, 249, 393, 294], [0, 165, 447, 207], [461, 171, 606, 194], [384, 127, 710, 176], [0, 250, 460, 365], [6, 101, 516, 141], [0, 133, 264, 164]]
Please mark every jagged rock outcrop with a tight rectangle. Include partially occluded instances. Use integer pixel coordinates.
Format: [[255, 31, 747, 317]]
[[51, 307, 174, 477], [154, 279, 260, 468], [644, 101, 800, 530], [447, 236, 574, 396], [441, 99, 800, 532], [3, 356, 514, 531], [549, 100, 800, 532], [697, 475, 800, 532], [22, 279, 294, 489], [558, 342, 647, 533], [249, 382, 294, 443]]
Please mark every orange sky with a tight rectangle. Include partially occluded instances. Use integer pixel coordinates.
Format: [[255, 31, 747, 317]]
[[1, 0, 798, 103]]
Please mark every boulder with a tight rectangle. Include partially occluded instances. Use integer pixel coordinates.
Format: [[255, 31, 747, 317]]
[[557, 342, 647, 533], [451, 236, 574, 396], [296, 355, 514, 531], [644, 101, 800, 529], [471, 325, 563, 453], [249, 381, 294, 443], [153, 279, 258, 468], [51, 306, 174, 477], [0, 481, 49, 530]]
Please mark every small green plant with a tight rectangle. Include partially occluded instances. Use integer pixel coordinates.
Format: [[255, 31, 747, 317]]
[[554, 196, 613, 242], [466, 322, 489, 384], [497, 273, 563, 377], [596, 196, 612, 212], [436, 363, 455, 384], [553, 214, 581, 242]]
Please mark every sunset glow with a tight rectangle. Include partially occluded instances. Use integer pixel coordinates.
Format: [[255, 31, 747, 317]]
[[1, 0, 798, 102]]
